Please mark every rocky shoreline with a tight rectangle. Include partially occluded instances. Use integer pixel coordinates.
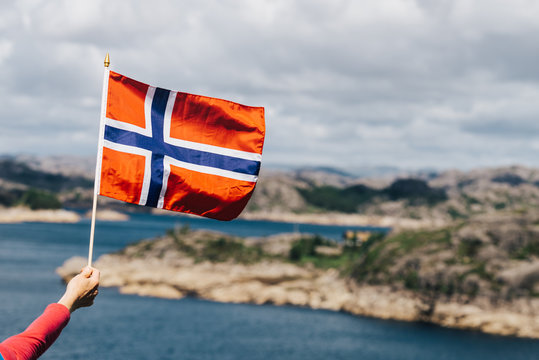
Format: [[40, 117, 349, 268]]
[[57, 230, 539, 339], [0, 205, 429, 228], [0, 207, 81, 223], [0, 207, 130, 223], [84, 209, 130, 221], [240, 211, 448, 230]]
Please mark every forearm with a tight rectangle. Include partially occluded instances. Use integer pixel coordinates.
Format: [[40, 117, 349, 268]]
[[0, 303, 70, 360]]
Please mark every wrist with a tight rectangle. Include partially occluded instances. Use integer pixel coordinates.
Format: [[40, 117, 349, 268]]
[[57, 293, 75, 313]]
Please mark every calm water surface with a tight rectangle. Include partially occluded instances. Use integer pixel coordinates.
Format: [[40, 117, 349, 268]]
[[0, 213, 537, 359]]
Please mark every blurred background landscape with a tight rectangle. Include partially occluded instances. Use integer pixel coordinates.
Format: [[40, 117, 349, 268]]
[[2, 154, 539, 340], [1, 1, 539, 359]]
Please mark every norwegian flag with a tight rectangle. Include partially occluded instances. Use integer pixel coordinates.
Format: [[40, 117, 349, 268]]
[[96, 70, 265, 221]]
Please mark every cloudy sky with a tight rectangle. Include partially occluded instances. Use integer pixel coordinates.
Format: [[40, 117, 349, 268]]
[[1, 0, 539, 171]]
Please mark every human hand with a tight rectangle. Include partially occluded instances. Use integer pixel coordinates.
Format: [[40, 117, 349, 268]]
[[58, 266, 100, 313]]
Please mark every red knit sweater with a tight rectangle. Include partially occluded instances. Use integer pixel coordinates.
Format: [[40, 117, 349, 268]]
[[0, 304, 70, 360]]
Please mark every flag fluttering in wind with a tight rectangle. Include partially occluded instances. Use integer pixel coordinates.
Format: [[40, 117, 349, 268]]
[[96, 70, 265, 221]]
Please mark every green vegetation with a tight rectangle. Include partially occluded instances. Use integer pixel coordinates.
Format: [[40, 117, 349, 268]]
[[462, 193, 481, 206], [494, 202, 507, 210], [298, 178, 447, 213], [403, 270, 420, 290], [457, 238, 482, 259], [167, 226, 197, 257], [0, 188, 24, 207], [491, 173, 526, 187], [297, 185, 377, 213], [350, 228, 452, 285], [289, 235, 333, 261], [512, 242, 539, 260], [345, 220, 539, 298], [166, 226, 268, 264], [127, 215, 539, 301], [387, 228, 451, 251], [448, 206, 467, 220], [288, 235, 345, 268], [200, 237, 264, 264], [160, 228, 391, 271], [467, 262, 492, 281], [0, 158, 96, 210], [287, 233, 387, 270], [385, 179, 448, 205], [133, 241, 155, 258], [0, 187, 62, 210], [19, 188, 62, 210]]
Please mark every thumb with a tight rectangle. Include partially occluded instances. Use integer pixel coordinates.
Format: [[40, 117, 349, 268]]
[[80, 266, 93, 278]]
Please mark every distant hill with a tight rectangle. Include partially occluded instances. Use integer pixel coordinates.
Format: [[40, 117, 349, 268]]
[[5, 154, 95, 178], [0, 157, 93, 210], [0, 157, 92, 192], [3, 156, 539, 226], [247, 165, 539, 225]]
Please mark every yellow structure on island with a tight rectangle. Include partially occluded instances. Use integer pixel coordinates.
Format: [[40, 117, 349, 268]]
[[343, 230, 371, 246]]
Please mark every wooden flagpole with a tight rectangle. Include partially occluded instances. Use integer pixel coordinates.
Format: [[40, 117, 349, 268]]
[[88, 53, 110, 267]]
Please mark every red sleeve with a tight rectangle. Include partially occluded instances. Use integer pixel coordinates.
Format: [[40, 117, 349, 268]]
[[0, 303, 70, 360]]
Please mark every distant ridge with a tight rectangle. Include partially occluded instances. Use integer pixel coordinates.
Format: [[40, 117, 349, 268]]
[[2, 155, 539, 228], [1, 154, 95, 178]]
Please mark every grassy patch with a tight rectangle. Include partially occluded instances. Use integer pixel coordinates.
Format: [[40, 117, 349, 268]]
[[297, 185, 377, 213], [512, 242, 539, 260], [494, 202, 507, 210], [469, 262, 492, 281], [166, 225, 197, 256], [462, 193, 481, 206], [294, 254, 350, 269], [385, 179, 448, 206], [350, 228, 451, 284], [448, 207, 467, 220], [19, 188, 61, 210], [298, 179, 447, 213], [198, 237, 265, 264], [457, 239, 482, 259], [289, 235, 334, 260], [403, 270, 420, 290], [387, 228, 451, 252], [132, 241, 154, 258], [287, 234, 386, 270]]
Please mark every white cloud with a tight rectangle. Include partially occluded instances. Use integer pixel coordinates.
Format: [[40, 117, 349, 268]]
[[0, 40, 13, 65], [1, 0, 539, 171]]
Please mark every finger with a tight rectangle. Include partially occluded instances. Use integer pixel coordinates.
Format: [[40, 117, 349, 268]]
[[90, 269, 100, 282], [87, 287, 99, 297]]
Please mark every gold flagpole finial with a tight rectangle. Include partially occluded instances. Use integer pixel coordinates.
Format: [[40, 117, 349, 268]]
[[104, 53, 110, 68]]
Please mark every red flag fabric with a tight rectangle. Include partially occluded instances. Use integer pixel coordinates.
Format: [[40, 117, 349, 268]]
[[97, 70, 265, 221]]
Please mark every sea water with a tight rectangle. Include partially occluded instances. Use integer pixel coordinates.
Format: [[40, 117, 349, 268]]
[[0, 213, 537, 359]]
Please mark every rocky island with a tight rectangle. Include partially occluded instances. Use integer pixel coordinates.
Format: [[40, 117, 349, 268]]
[[58, 215, 539, 339], [0, 206, 81, 223]]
